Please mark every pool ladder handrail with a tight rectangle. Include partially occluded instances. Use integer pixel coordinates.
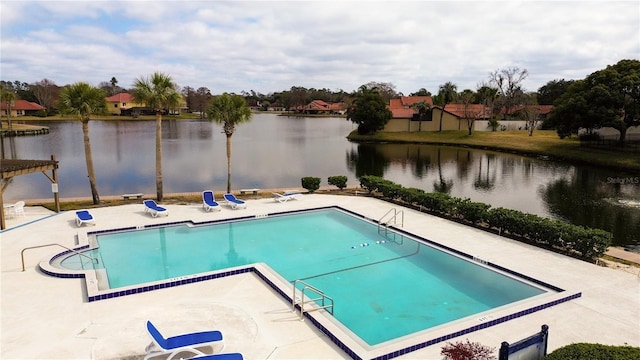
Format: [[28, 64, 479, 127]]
[[378, 208, 404, 235], [21, 243, 98, 272], [292, 280, 334, 320]]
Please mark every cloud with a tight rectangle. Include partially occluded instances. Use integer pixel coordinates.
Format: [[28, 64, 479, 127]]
[[1, 1, 638, 95]]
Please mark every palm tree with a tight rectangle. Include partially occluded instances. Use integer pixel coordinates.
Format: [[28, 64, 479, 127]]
[[411, 100, 431, 132], [1, 87, 17, 130], [437, 82, 457, 132], [207, 93, 252, 193], [131, 72, 181, 201], [58, 82, 107, 204]]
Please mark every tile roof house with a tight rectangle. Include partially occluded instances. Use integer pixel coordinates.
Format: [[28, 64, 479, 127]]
[[295, 100, 346, 115], [1, 99, 45, 117], [105, 93, 148, 116], [444, 104, 492, 120], [503, 105, 554, 119]]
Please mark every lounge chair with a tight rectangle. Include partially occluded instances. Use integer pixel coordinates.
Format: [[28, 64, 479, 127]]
[[202, 190, 222, 212], [144, 320, 225, 360], [272, 192, 301, 203], [223, 193, 247, 209], [144, 200, 169, 217], [75, 210, 95, 227], [190, 353, 244, 360]]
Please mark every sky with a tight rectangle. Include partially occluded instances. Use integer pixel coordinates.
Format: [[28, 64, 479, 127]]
[[1, 1, 639, 96]]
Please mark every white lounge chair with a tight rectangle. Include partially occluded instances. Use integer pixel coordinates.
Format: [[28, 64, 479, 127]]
[[272, 192, 301, 203], [202, 190, 222, 212], [144, 200, 169, 217], [75, 210, 95, 227], [144, 320, 225, 360], [223, 193, 247, 209]]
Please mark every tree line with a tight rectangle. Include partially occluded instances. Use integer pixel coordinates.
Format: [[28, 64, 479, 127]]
[[2, 58, 638, 141]]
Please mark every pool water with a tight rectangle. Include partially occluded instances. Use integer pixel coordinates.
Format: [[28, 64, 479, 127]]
[[62, 209, 549, 345]]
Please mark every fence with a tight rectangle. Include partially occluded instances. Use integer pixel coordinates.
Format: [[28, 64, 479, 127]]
[[579, 134, 640, 154], [498, 325, 549, 360]]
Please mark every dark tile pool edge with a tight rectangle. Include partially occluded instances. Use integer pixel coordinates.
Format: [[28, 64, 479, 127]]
[[42, 205, 581, 359], [366, 292, 582, 360]]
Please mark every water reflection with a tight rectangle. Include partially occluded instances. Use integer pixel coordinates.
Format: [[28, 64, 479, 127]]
[[2, 114, 638, 248]]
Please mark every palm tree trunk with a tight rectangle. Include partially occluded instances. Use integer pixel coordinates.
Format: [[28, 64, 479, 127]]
[[82, 120, 100, 204], [155, 112, 163, 201], [438, 107, 444, 132], [226, 134, 232, 193]]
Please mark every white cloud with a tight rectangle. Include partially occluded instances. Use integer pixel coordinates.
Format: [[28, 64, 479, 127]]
[[1, 1, 638, 95]]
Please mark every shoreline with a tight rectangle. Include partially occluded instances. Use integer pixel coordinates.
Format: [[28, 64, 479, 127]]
[[347, 130, 640, 174]]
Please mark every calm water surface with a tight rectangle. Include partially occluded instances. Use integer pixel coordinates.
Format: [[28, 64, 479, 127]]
[[3, 114, 639, 248]]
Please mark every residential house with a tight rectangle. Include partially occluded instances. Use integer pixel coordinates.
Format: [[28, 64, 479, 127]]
[[1, 99, 45, 117], [384, 96, 494, 132], [295, 100, 346, 115], [105, 93, 149, 116]]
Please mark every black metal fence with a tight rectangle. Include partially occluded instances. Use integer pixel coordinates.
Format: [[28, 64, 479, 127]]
[[499, 325, 549, 360], [579, 133, 640, 154]]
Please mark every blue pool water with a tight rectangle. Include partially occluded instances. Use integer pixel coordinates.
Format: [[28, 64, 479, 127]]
[[63, 208, 548, 345]]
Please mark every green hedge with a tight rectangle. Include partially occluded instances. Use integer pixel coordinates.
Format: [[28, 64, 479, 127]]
[[358, 175, 611, 261], [544, 343, 640, 360]]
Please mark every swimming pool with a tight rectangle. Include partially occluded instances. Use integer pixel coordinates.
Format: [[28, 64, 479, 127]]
[[46, 206, 578, 359]]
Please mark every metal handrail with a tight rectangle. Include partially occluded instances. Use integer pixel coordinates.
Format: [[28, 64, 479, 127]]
[[21, 243, 98, 272], [378, 208, 404, 234], [292, 280, 334, 320]]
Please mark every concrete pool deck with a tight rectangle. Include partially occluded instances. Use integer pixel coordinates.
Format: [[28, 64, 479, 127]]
[[1, 194, 639, 359]]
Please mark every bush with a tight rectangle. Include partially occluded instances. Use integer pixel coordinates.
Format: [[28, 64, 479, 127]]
[[301, 177, 321, 193], [454, 199, 491, 224], [358, 175, 390, 193], [327, 175, 348, 190], [544, 343, 640, 360], [441, 339, 495, 360]]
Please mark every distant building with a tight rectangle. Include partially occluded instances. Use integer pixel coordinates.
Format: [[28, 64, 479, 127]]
[[105, 93, 151, 116], [294, 100, 346, 115], [1, 99, 45, 117]]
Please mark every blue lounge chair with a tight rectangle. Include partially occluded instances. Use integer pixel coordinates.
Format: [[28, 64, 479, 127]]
[[75, 210, 95, 227], [191, 353, 244, 360], [143, 200, 169, 217], [144, 320, 225, 360], [202, 190, 221, 212], [223, 193, 246, 209]]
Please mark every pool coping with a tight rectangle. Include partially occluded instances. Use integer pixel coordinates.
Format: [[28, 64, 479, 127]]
[[39, 205, 582, 360]]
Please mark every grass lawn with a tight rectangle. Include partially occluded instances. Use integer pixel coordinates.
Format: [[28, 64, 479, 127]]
[[348, 130, 640, 173]]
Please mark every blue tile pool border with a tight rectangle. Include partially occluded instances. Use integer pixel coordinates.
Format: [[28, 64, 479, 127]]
[[41, 205, 581, 359]]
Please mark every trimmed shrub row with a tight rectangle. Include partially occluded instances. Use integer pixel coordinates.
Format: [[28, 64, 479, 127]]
[[359, 175, 611, 261]]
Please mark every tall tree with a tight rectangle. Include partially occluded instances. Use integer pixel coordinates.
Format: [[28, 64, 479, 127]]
[[458, 89, 479, 136], [489, 67, 528, 119], [548, 59, 640, 143], [58, 82, 107, 204], [476, 83, 499, 123], [207, 93, 252, 193], [436, 82, 457, 132], [1, 85, 17, 130], [363, 81, 399, 102], [521, 93, 541, 136], [31, 78, 59, 114], [347, 85, 392, 134], [194, 87, 212, 118], [131, 72, 182, 201], [537, 79, 573, 105]]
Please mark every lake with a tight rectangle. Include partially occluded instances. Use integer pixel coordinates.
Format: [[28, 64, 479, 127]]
[[2, 113, 639, 249]]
